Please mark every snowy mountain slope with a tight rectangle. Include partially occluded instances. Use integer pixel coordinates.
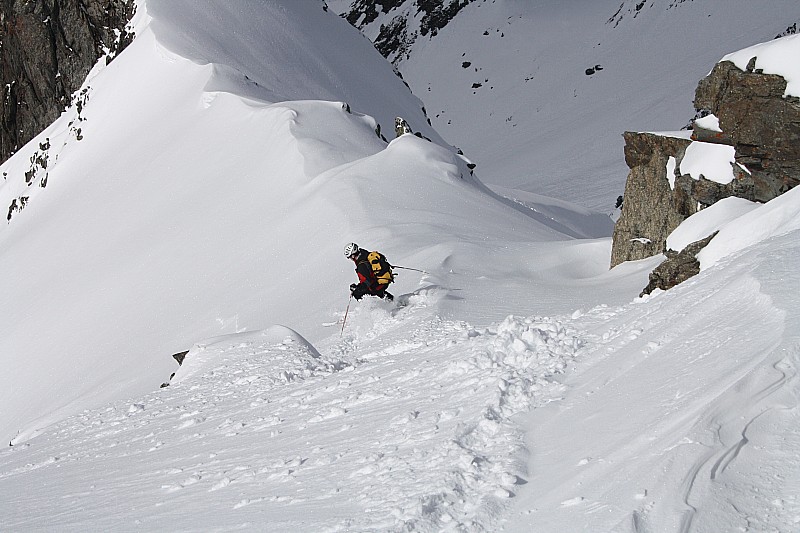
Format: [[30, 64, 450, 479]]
[[1, 1, 800, 532], [146, 0, 443, 146], [2, 215, 798, 531], [330, 0, 800, 212], [0, 1, 613, 448]]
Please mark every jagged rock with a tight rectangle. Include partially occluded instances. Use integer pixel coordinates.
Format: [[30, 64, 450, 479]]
[[673, 169, 752, 209], [610, 132, 692, 267], [339, 0, 477, 65], [640, 232, 718, 296], [343, 0, 405, 29], [172, 350, 189, 366], [1, 0, 136, 164], [161, 350, 189, 388], [694, 59, 800, 202], [395, 116, 412, 137], [374, 14, 413, 62], [690, 123, 732, 145]]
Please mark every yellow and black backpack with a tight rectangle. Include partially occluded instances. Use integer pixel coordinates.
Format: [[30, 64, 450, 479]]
[[367, 251, 394, 286]]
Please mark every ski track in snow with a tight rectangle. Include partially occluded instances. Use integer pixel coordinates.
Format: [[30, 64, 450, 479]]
[[0, 288, 587, 532]]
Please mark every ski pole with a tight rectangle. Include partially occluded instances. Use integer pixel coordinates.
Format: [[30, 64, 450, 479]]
[[390, 265, 429, 275], [341, 296, 352, 336]]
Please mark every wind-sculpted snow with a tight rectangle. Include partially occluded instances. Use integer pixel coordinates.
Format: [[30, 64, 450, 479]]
[[171, 325, 348, 385], [146, 0, 444, 145], [0, 289, 585, 532]]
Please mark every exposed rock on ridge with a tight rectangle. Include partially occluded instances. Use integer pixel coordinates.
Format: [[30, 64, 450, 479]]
[[1, 0, 136, 165]]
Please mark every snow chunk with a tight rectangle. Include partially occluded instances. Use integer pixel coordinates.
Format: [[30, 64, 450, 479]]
[[679, 141, 735, 185], [722, 34, 800, 97], [666, 156, 677, 189], [643, 130, 693, 140], [694, 114, 721, 133]]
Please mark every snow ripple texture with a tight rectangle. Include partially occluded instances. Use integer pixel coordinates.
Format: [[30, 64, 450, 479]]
[[0, 296, 584, 532]]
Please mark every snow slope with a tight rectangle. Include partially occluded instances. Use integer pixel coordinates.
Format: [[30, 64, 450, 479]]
[[0, 297, 590, 531], [502, 229, 800, 532], [1, 1, 800, 531], [0, 0, 611, 454]]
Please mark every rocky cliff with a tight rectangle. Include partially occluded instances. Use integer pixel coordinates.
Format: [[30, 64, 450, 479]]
[[611, 37, 800, 277], [610, 131, 693, 266], [0, 0, 136, 165], [338, 0, 476, 64]]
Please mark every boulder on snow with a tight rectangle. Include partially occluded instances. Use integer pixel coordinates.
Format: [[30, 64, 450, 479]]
[[640, 232, 718, 296]]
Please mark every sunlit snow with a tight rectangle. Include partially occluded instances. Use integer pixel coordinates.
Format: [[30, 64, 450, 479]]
[[723, 33, 800, 96], [1, 1, 799, 532]]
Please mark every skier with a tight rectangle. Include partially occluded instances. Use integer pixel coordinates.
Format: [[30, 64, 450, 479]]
[[344, 242, 394, 301]]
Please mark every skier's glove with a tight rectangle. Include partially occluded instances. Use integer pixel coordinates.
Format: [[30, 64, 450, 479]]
[[350, 283, 363, 300]]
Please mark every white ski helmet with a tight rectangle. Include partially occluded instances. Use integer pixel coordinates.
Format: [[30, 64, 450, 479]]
[[344, 242, 359, 258]]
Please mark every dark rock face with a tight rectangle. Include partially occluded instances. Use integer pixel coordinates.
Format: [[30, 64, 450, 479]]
[[339, 0, 476, 64], [1, 0, 136, 164], [374, 11, 412, 62], [343, 0, 405, 29], [695, 60, 800, 202], [610, 132, 692, 267]]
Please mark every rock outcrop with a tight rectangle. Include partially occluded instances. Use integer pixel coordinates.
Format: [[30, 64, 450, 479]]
[[1, 0, 136, 164], [611, 39, 800, 271], [640, 231, 717, 296], [160, 350, 189, 388], [339, 0, 477, 65], [695, 60, 800, 202], [610, 132, 693, 266]]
